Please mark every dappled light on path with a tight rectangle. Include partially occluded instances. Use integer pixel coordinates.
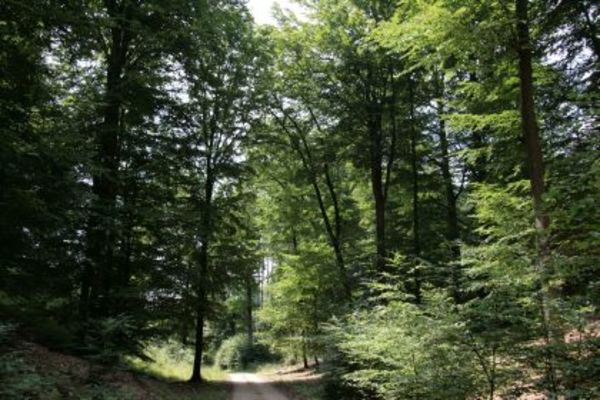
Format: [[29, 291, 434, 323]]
[[230, 373, 291, 400]]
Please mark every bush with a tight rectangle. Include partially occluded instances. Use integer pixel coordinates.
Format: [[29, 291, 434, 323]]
[[215, 335, 248, 370], [324, 291, 483, 400], [214, 334, 278, 370], [82, 314, 145, 364]]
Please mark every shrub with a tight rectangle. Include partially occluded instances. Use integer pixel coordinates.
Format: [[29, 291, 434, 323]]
[[215, 335, 248, 370], [325, 291, 483, 400], [214, 335, 279, 370]]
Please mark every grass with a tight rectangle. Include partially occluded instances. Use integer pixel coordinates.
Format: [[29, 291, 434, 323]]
[[126, 341, 231, 400], [127, 341, 228, 382]]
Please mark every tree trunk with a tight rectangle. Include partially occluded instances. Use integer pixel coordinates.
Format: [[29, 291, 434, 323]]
[[190, 163, 214, 382], [364, 65, 388, 272], [190, 290, 205, 383], [437, 97, 461, 302], [277, 112, 352, 300], [515, 0, 556, 394], [516, 0, 549, 233], [302, 334, 309, 369], [409, 85, 422, 304], [190, 222, 209, 383], [369, 113, 387, 272], [245, 271, 254, 344], [81, 0, 132, 321], [324, 164, 352, 300]]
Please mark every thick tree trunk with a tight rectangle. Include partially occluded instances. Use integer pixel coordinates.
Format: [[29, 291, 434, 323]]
[[81, 1, 132, 320], [516, 0, 548, 233]]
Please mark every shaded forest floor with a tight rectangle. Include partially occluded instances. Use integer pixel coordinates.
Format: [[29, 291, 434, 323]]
[[255, 363, 325, 399], [0, 339, 326, 400], [0, 341, 231, 400]]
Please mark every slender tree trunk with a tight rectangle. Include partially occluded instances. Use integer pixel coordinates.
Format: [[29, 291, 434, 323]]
[[364, 66, 388, 272], [191, 288, 205, 383], [276, 112, 352, 300], [324, 164, 352, 299], [515, 0, 556, 394], [245, 271, 254, 344], [409, 85, 422, 304], [369, 114, 387, 272], [307, 161, 351, 300], [190, 223, 209, 383], [190, 166, 214, 382], [302, 334, 309, 369], [437, 97, 461, 301], [367, 68, 397, 273]]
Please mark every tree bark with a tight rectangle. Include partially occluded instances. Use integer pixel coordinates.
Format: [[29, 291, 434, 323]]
[[515, 0, 556, 394], [190, 155, 214, 383], [323, 164, 352, 300], [409, 84, 422, 304], [302, 334, 309, 369], [516, 0, 549, 233], [81, 0, 133, 321], [362, 64, 389, 272], [368, 110, 387, 272], [437, 93, 461, 302], [245, 270, 254, 344]]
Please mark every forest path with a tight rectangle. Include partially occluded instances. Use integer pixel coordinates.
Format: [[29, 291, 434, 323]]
[[229, 372, 290, 400]]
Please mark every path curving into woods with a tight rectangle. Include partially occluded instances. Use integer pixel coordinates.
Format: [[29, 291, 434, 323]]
[[229, 372, 291, 400]]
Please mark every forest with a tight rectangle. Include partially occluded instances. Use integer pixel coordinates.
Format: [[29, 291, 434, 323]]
[[0, 0, 598, 399]]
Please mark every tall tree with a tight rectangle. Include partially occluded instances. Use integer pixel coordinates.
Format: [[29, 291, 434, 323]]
[[180, 3, 261, 381]]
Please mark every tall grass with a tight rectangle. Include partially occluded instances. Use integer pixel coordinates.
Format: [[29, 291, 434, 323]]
[[128, 341, 227, 382]]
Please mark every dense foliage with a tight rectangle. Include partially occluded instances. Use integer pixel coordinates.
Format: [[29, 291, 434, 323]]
[[1, 0, 598, 398]]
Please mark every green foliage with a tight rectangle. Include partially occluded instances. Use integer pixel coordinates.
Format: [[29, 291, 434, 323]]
[[326, 289, 483, 400], [276, 379, 325, 400], [82, 315, 145, 364], [0, 353, 59, 400], [1, 0, 598, 398], [128, 340, 227, 382], [0, 323, 134, 400], [214, 335, 249, 370], [214, 334, 277, 371]]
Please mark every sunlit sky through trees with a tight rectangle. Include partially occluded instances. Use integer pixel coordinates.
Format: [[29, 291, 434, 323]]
[[248, 0, 302, 24]]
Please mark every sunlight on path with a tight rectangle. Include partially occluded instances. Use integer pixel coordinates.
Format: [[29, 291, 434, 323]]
[[230, 373, 290, 400]]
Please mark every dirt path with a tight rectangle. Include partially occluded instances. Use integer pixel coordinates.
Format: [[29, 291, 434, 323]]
[[229, 372, 291, 400]]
